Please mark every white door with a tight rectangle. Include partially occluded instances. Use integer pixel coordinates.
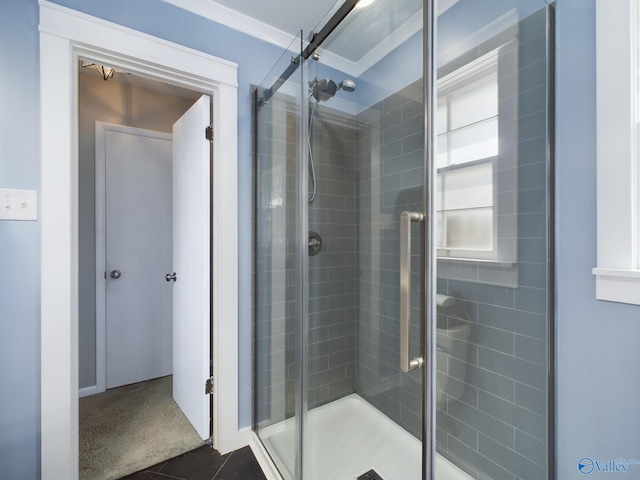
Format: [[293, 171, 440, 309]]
[[104, 126, 173, 389], [172, 95, 212, 440]]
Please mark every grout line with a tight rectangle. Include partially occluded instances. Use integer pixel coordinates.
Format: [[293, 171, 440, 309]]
[[139, 470, 187, 480], [210, 451, 234, 480]]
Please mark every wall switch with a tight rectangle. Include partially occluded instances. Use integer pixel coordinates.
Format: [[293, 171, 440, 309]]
[[0, 188, 37, 221]]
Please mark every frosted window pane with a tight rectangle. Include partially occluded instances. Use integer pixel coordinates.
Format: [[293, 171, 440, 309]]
[[442, 162, 493, 210], [435, 174, 442, 211], [445, 208, 493, 250], [437, 135, 448, 168], [450, 74, 498, 130], [450, 118, 498, 165], [437, 102, 448, 135], [436, 212, 443, 248]]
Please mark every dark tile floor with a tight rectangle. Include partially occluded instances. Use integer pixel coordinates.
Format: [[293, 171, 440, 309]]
[[120, 445, 267, 480]]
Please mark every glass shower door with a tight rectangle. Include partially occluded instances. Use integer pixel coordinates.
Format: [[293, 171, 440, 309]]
[[302, 1, 428, 478], [300, 0, 553, 478], [433, 2, 553, 479], [254, 0, 554, 479], [254, 32, 305, 480]]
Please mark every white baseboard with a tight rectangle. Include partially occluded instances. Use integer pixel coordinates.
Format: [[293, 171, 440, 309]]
[[250, 432, 283, 480], [78, 385, 97, 398]]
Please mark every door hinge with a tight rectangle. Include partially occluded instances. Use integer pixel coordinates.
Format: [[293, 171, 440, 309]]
[[205, 125, 214, 142], [205, 376, 214, 395]]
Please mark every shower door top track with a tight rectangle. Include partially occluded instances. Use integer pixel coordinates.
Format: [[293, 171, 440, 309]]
[[258, 0, 358, 104]]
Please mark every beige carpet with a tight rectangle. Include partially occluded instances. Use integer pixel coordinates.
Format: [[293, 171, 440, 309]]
[[80, 375, 204, 480]]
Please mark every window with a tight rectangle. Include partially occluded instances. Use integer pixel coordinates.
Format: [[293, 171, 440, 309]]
[[436, 49, 510, 262], [592, 0, 640, 305]]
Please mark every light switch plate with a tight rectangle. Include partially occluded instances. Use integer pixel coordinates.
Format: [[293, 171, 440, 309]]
[[0, 188, 37, 221]]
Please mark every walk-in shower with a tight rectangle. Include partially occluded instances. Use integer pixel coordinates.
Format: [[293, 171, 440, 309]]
[[254, 0, 554, 479]]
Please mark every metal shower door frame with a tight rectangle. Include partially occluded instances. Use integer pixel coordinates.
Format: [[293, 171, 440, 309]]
[[422, 2, 437, 478]]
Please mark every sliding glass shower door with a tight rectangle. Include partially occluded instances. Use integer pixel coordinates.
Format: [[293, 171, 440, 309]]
[[254, 32, 306, 480], [254, 1, 553, 479], [302, 1, 430, 476]]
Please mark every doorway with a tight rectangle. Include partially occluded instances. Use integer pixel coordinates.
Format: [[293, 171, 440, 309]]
[[97, 123, 174, 392], [78, 65, 209, 478], [78, 65, 201, 396], [40, 5, 241, 476]]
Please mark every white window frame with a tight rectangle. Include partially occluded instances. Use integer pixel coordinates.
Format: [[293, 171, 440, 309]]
[[592, 0, 640, 305], [436, 48, 515, 264]]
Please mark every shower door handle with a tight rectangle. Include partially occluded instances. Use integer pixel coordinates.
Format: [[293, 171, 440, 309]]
[[400, 211, 425, 373]]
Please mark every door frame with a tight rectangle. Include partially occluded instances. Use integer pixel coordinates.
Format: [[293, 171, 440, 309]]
[[40, 3, 243, 478], [94, 122, 174, 395]]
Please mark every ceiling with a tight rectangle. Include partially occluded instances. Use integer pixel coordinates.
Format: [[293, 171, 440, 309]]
[[209, 0, 342, 37], [163, 0, 459, 74]]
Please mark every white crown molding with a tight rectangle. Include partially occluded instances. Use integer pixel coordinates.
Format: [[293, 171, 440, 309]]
[[162, 0, 298, 51]]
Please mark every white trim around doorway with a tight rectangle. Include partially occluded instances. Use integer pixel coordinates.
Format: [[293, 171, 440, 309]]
[[39, 2, 243, 478]]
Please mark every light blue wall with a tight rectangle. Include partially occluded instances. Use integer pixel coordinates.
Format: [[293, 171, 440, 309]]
[[0, 1, 41, 478], [0, 4, 290, 473], [2, 0, 640, 477], [555, 0, 640, 477]]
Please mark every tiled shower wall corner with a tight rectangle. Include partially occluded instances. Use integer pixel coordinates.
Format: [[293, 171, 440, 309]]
[[307, 107, 359, 407], [354, 79, 425, 435], [255, 96, 359, 427]]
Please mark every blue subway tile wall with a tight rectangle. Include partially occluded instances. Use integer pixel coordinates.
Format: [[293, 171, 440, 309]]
[[307, 105, 359, 407], [255, 96, 360, 428], [352, 8, 550, 480], [255, 95, 301, 426]]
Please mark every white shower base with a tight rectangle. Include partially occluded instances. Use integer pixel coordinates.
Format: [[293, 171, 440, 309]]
[[259, 394, 472, 480]]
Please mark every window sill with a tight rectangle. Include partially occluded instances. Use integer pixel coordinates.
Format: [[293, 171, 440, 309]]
[[592, 268, 640, 306], [437, 256, 516, 268], [437, 257, 519, 288]]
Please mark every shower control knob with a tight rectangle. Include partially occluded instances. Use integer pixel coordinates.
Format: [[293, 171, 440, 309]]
[[308, 231, 322, 256]]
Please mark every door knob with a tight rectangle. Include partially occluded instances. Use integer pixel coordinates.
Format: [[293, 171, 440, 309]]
[[165, 272, 177, 282], [110, 270, 121, 279]]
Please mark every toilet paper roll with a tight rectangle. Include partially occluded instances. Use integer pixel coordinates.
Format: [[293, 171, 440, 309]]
[[436, 294, 456, 307]]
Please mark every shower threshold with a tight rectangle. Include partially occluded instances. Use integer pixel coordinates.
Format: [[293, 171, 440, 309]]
[[259, 394, 473, 480]]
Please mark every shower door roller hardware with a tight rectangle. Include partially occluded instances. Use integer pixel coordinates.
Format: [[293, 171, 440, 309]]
[[165, 272, 177, 282], [400, 211, 425, 373], [109, 270, 121, 279]]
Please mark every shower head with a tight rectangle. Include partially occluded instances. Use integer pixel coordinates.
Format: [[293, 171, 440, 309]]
[[310, 78, 356, 101], [338, 79, 356, 92]]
